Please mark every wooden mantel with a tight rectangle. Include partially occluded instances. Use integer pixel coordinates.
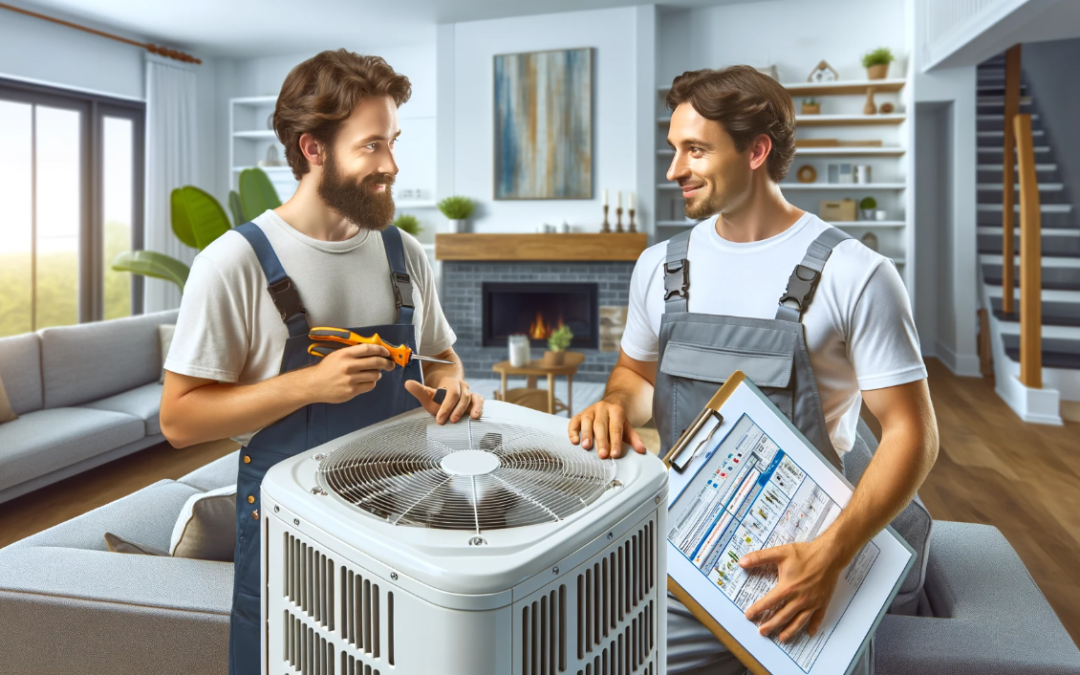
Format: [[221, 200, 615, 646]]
[[435, 233, 648, 262]]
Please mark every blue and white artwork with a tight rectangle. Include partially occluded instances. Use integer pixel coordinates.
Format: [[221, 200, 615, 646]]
[[494, 48, 593, 200]]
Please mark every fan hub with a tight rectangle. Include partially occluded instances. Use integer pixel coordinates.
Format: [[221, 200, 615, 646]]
[[439, 450, 501, 476]]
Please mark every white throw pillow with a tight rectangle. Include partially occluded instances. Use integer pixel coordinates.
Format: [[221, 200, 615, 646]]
[[170, 484, 237, 561], [159, 323, 176, 384], [0, 371, 16, 424]]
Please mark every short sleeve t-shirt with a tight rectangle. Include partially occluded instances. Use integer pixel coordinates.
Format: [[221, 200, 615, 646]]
[[621, 213, 926, 455], [165, 210, 455, 446]]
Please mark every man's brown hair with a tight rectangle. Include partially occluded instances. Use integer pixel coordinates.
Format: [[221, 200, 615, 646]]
[[275, 49, 412, 180], [666, 65, 796, 182]]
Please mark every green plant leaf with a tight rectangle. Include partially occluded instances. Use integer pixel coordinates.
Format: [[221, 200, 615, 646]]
[[228, 190, 245, 227], [239, 168, 282, 221], [171, 186, 232, 250], [111, 250, 190, 292], [437, 195, 474, 220], [393, 213, 421, 236]]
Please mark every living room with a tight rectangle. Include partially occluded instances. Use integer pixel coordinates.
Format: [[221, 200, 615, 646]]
[[1, 1, 1080, 674]]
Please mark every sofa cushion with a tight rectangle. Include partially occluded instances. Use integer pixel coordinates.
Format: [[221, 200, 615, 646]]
[[0, 333, 43, 415], [178, 450, 240, 492], [8, 479, 201, 553], [170, 484, 237, 562], [0, 408, 146, 493], [80, 383, 164, 436], [40, 309, 179, 409]]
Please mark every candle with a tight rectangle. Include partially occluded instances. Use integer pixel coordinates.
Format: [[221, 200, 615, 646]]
[[617, 191, 622, 208], [629, 192, 635, 210], [603, 189, 608, 207]]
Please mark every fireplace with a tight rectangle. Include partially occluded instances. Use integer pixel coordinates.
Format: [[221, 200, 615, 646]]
[[482, 282, 599, 349]]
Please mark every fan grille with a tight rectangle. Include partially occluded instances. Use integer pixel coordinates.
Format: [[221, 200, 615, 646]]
[[318, 414, 615, 532]]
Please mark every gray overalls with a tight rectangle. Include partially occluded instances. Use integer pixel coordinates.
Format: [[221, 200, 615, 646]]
[[654, 226, 875, 675]]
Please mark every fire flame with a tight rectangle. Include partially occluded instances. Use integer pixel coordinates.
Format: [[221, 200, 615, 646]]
[[527, 311, 564, 340]]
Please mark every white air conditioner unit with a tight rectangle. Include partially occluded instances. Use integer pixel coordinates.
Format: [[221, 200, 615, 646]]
[[260, 400, 668, 675]]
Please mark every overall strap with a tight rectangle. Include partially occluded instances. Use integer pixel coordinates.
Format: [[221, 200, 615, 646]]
[[663, 229, 693, 313], [379, 225, 415, 325], [776, 227, 853, 322], [234, 222, 309, 337]]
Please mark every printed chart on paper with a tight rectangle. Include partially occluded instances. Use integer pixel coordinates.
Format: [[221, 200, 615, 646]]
[[667, 414, 880, 673]]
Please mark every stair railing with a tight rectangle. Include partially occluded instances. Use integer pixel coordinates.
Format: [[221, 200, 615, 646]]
[[1015, 112, 1043, 388], [1001, 44, 1021, 314]]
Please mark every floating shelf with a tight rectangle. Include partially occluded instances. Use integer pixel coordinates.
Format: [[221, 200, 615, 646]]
[[232, 130, 278, 139], [795, 147, 905, 156], [784, 79, 906, 96], [796, 114, 906, 126], [781, 183, 906, 190], [396, 200, 438, 209], [231, 96, 278, 106]]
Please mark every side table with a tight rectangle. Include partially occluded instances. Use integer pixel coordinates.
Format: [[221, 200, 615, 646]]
[[491, 352, 586, 416]]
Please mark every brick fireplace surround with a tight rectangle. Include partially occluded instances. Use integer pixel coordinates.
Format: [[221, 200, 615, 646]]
[[436, 234, 648, 382]]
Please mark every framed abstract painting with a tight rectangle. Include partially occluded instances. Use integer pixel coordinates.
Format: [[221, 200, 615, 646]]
[[493, 47, 593, 200]]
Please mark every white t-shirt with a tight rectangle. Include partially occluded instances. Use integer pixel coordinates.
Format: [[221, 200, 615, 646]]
[[621, 213, 926, 455], [165, 210, 455, 446]]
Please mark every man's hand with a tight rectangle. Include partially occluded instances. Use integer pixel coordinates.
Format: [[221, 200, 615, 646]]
[[738, 539, 847, 642], [304, 344, 396, 403], [405, 379, 484, 424], [569, 400, 647, 459]]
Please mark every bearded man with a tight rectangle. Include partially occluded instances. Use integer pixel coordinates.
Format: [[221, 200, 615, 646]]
[[159, 49, 482, 675]]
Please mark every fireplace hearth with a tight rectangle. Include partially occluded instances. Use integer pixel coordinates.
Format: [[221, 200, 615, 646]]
[[482, 282, 599, 349]]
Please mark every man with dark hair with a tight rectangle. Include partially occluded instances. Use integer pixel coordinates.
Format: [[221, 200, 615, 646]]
[[569, 66, 938, 674], [160, 49, 481, 675]]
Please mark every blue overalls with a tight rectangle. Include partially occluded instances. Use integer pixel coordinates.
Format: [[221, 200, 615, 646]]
[[228, 222, 423, 675]]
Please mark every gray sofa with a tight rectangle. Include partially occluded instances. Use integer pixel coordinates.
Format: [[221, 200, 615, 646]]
[[0, 426, 1077, 674], [0, 309, 178, 504]]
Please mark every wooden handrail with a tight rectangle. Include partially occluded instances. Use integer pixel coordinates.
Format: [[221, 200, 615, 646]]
[[1015, 113, 1042, 388], [1001, 45, 1021, 314]]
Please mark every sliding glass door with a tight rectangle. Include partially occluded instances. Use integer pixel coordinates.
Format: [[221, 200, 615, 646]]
[[0, 80, 144, 338]]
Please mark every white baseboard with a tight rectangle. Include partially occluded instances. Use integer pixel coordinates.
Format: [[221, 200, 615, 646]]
[[996, 375, 1063, 425], [934, 340, 982, 378]]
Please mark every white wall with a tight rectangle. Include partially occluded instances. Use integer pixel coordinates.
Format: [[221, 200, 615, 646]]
[[439, 6, 644, 234]]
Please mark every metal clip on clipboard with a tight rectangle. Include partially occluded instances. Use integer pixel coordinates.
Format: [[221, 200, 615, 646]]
[[667, 408, 724, 473]]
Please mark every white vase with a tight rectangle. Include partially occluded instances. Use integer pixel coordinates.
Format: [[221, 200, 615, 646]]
[[448, 219, 467, 233]]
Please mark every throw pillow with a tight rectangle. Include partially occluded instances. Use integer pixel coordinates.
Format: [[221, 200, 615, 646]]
[[104, 532, 170, 556], [170, 484, 237, 562], [0, 372, 16, 424], [159, 323, 176, 384]]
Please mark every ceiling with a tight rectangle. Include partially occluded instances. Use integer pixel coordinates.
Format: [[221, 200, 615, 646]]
[[15, 0, 751, 59]]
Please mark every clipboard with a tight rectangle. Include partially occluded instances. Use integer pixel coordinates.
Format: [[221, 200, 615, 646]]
[[662, 371, 915, 675]]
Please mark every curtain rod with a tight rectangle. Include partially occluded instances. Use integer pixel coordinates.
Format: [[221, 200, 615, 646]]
[[0, 2, 201, 64]]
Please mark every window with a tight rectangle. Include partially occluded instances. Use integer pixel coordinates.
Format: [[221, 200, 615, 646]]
[[0, 79, 145, 338]]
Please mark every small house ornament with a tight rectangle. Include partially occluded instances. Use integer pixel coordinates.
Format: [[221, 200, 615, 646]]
[[807, 60, 839, 83]]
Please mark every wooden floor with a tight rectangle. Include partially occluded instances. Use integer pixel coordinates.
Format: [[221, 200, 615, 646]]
[[1, 359, 1077, 645]]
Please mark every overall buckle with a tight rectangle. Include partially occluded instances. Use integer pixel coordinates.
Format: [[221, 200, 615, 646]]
[[664, 259, 690, 301], [778, 264, 820, 311], [391, 272, 415, 310], [267, 276, 306, 322]]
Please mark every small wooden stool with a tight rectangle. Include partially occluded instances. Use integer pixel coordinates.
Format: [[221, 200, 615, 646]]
[[491, 352, 586, 416]]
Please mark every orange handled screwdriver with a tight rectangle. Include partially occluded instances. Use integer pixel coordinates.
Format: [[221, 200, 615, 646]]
[[308, 327, 453, 368]]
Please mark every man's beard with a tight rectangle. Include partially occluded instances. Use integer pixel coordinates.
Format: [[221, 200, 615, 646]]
[[317, 152, 396, 231], [684, 186, 724, 220]]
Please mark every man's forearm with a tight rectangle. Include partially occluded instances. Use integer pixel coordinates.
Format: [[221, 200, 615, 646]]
[[819, 395, 938, 565], [603, 363, 655, 428], [421, 350, 465, 387], [162, 369, 315, 448]]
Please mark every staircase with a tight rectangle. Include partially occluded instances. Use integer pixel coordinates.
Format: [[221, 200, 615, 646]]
[[976, 52, 1080, 423]]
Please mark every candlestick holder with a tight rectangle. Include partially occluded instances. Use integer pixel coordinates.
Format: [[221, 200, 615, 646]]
[[616, 207, 624, 233], [601, 205, 611, 233], [628, 208, 637, 233]]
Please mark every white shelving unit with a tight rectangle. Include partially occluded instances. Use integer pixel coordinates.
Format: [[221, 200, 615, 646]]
[[652, 73, 913, 288]]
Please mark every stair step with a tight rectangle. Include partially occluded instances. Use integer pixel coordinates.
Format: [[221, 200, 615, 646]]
[[986, 286, 1080, 303], [977, 129, 1044, 138], [992, 299, 1080, 327], [978, 96, 1032, 105], [977, 203, 1072, 213], [978, 146, 1050, 154], [981, 253, 1080, 268], [977, 114, 1039, 122], [977, 226, 1079, 236], [977, 183, 1063, 191], [977, 163, 1057, 171], [1003, 340, 1080, 370], [983, 267, 1080, 292]]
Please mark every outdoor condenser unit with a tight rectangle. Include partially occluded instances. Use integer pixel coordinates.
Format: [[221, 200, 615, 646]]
[[260, 400, 668, 675]]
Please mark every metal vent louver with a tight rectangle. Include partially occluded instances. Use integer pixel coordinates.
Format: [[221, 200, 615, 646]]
[[318, 414, 615, 532]]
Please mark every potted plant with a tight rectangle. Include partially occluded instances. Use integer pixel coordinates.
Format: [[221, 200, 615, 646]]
[[543, 325, 573, 366], [862, 47, 894, 80], [860, 196, 877, 220], [393, 213, 421, 236], [437, 196, 474, 233], [801, 98, 820, 115]]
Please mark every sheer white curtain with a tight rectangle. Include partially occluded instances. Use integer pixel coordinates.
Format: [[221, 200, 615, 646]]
[[143, 54, 198, 313]]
